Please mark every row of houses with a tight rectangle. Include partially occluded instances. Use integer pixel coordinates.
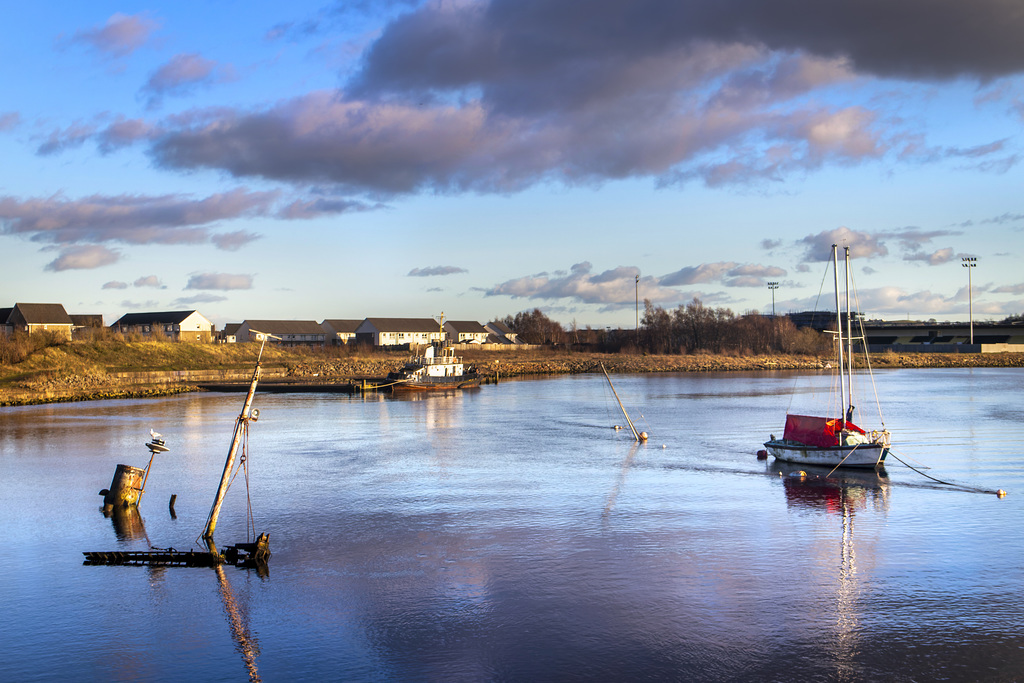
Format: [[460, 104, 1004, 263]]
[[1, 303, 521, 348], [225, 317, 522, 347]]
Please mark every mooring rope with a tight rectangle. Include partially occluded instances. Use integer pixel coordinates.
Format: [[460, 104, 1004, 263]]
[[886, 450, 1005, 496]]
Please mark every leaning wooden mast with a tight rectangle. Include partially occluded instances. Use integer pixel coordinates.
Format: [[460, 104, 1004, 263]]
[[202, 333, 273, 548]]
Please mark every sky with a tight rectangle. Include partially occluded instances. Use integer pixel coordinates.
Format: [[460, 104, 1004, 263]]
[[2, 0, 1023, 330]]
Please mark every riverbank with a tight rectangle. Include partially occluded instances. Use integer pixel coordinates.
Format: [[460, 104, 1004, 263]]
[[2, 340, 1022, 406]]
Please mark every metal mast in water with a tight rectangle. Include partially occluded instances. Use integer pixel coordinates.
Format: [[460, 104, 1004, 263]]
[[601, 363, 647, 442]]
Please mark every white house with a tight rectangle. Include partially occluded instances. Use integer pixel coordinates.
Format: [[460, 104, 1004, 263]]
[[355, 318, 444, 347]]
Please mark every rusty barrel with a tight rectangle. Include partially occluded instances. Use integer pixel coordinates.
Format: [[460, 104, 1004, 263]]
[[101, 464, 146, 509]]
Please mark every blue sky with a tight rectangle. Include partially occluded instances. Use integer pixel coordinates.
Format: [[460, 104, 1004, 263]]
[[2, 0, 1023, 329]]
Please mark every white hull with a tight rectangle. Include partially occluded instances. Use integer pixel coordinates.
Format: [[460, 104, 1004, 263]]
[[765, 440, 888, 469]]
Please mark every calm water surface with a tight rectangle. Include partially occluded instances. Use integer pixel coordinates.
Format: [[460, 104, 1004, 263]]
[[1, 368, 1022, 682]]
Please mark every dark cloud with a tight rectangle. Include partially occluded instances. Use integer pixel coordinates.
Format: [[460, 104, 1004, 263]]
[[903, 247, 956, 265], [798, 226, 888, 261], [120, 299, 161, 310], [881, 227, 961, 250], [277, 196, 381, 219], [0, 112, 20, 132], [992, 283, 1024, 295], [211, 230, 261, 251], [487, 262, 683, 308], [352, 0, 1024, 101], [44, 245, 120, 271], [0, 189, 279, 246], [185, 273, 254, 290], [141, 53, 236, 107], [133, 275, 164, 288], [661, 261, 785, 287], [173, 293, 229, 306], [96, 117, 160, 154], [147, 0, 915, 197], [67, 12, 159, 59], [408, 266, 469, 277], [102, 280, 128, 290], [36, 122, 98, 156], [982, 212, 1024, 225]]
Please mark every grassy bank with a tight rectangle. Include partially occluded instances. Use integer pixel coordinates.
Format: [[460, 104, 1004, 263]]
[[2, 339, 1022, 407]]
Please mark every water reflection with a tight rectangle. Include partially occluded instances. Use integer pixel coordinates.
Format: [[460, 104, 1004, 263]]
[[603, 442, 640, 520], [770, 462, 891, 514], [771, 462, 891, 681], [105, 505, 149, 543], [215, 565, 263, 683]]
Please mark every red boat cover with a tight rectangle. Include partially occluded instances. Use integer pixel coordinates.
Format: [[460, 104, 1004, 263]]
[[783, 414, 865, 448]]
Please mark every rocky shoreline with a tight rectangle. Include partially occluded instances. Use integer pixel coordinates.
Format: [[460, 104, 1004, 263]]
[[2, 350, 1022, 407]]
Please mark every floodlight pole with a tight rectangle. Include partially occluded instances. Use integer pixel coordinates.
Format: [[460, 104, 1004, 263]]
[[635, 273, 640, 347], [767, 281, 779, 317], [962, 257, 977, 344]]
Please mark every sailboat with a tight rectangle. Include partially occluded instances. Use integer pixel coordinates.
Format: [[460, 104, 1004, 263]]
[[763, 244, 891, 469]]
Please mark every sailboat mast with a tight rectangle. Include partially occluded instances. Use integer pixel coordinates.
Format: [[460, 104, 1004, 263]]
[[833, 244, 848, 426], [601, 363, 645, 442], [844, 246, 854, 419]]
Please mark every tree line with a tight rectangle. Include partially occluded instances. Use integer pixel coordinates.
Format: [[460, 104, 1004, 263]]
[[502, 298, 829, 355]]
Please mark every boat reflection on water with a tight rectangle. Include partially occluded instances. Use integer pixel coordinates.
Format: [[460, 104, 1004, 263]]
[[770, 461, 890, 514], [104, 505, 149, 543], [770, 461, 890, 680]]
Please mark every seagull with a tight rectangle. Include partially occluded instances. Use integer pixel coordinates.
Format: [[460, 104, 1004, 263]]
[[150, 429, 162, 440]]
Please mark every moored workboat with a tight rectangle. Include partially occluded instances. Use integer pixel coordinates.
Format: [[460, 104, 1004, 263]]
[[388, 341, 479, 390]]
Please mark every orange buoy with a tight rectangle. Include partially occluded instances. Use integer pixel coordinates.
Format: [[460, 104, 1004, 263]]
[[756, 449, 768, 460]]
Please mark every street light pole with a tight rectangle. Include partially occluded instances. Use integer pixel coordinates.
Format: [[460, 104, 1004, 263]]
[[962, 257, 977, 344], [767, 281, 779, 317]]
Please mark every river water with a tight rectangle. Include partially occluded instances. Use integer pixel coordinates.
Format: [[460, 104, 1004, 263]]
[[1, 367, 1022, 682]]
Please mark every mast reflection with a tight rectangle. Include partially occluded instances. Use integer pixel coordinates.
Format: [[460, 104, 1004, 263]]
[[215, 564, 264, 682], [771, 462, 890, 681], [603, 442, 640, 520]]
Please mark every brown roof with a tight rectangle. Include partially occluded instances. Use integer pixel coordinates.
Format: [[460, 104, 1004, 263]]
[[321, 319, 362, 333], [486, 320, 513, 335], [11, 303, 73, 325], [113, 310, 203, 326], [243, 320, 325, 335], [361, 318, 442, 333], [70, 314, 104, 327], [446, 320, 488, 334]]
